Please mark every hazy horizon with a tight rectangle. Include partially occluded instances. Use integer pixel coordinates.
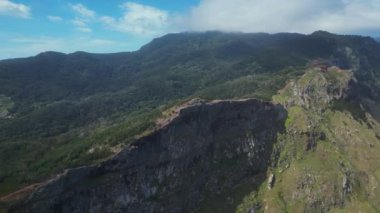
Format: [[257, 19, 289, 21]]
[[1, 30, 379, 61], [1, 0, 380, 59]]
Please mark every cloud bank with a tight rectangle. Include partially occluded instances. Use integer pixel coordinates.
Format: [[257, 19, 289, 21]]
[[101, 2, 169, 36], [185, 0, 380, 34], [0, 0, 31, 18], [72, 0, 380, 36]]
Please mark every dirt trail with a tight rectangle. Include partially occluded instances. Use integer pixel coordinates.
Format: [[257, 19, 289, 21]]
[[0, 183, 41, 202]]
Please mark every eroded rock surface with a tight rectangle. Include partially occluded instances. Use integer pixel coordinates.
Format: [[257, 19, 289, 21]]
[[10, 99, 286, 213]]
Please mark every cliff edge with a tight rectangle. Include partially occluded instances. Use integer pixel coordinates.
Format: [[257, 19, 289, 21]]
[[10, 99, 286, 213]]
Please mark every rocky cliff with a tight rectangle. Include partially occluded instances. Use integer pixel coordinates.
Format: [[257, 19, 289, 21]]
[[2, 31, 380, 212], [10, 99, 286, 213], [238, 66, 380, 212], [8, 63, 380, 213]]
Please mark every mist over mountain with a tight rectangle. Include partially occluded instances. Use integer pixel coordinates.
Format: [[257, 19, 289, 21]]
[[1, 31, 380, 212]]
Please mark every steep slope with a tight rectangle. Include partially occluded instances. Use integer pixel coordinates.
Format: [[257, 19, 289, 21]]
[[8, 63, 380, 213], [0, 33, 305, 197], [9, 99, 286, 212], [1, 31, 380, 209], [236, 67, 380, 212]]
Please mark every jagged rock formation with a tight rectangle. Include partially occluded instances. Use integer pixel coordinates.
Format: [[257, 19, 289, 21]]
[[10, 99, 286, 213], [274, 66, 354, 110], [238, 66, 380, 212]]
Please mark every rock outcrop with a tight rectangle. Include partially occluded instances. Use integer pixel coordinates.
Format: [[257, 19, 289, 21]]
[[254, 65, 380, 212], [10, 99, 286, 213], [275, 67, 355, 110], [0, 95, 13, 119]]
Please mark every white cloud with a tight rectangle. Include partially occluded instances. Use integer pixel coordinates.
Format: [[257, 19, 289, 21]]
[[70, 3, 95, 18], [100, 16, 115, 25], [47, 15, 63, 22], [72, 19, 87, 27], [72, 18, 92, 33], [70, 3, 96, 33], [185, 0, 380, 34], [77, 27, 92, 33], [0, 0, 31, 18], [101, 2, 169, 36]]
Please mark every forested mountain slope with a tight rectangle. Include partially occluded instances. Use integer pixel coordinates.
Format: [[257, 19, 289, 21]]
[[1, 31, 380, 212]]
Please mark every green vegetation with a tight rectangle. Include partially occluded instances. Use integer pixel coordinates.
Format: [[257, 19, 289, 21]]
[[1, 31, 380, 213], [237, 66, 380, 212], [0, 32, 312, 196]]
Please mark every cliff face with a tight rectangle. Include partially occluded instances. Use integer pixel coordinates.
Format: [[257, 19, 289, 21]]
[[11, 99, 286, 213], [2, 31, 380, 212], [9, 64, 380, 213], [242, 67, 380, 212]]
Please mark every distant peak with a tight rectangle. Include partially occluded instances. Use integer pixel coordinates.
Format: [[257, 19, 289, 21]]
[[36, 51, 66, 57], [310, 30, 335, 37], [69, 51, 90, 56]]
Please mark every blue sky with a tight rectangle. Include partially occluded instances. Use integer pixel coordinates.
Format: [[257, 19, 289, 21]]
[[0, 0, 200, 59], [1, 0, 380, 59]]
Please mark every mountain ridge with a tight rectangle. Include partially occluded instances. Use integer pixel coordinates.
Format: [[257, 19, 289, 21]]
[[8, 64, 380, 212], [2, 31, 378, 62], [1, 30, 380, 212], [9, 98, 286, 212]]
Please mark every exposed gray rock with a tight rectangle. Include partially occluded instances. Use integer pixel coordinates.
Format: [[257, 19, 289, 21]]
[[342, 173, 352, 196], [0, 95, 14, 119], [305, 131, 326, 151], [247, 203, 262, 213], [267, 173, 275, 190], [10, 99, 286, 213]]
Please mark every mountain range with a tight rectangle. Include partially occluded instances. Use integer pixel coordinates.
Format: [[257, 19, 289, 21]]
[[1, 31, 380, 212]]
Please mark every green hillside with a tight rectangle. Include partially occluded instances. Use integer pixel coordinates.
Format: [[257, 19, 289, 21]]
[[0, 31, 380, 210]]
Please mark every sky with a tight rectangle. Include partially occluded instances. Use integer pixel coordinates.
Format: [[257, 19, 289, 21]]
[[1, 0, 380, 59]]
